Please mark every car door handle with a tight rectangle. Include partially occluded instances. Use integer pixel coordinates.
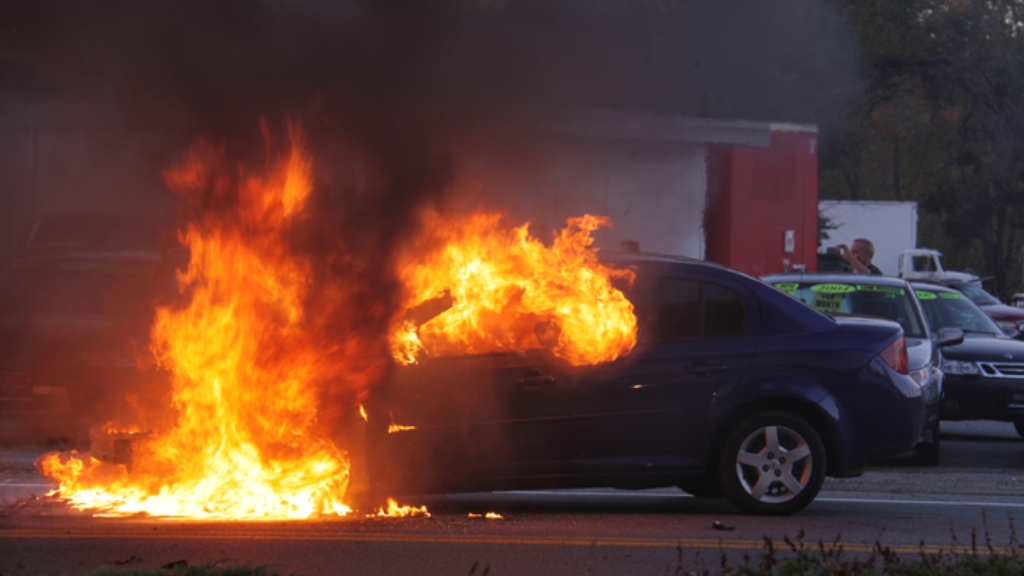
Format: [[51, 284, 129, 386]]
[[516, 373, 560, 388], [680, 362, 728, 375]]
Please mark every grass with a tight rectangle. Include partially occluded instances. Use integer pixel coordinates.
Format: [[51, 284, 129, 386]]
[[708, 515, 1024, 576]]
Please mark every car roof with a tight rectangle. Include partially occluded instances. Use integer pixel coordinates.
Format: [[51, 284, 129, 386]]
[[600, 250, 707, 266], [761, 272, 911, 288], [909, 282, 960, 294], [599, 251, 750, 275]]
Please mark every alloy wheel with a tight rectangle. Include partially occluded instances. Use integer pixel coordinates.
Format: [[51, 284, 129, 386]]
[[733, 424, 813, 504]]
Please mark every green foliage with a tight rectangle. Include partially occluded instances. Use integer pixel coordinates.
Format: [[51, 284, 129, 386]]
[[720, 525, 1024, 576], [821, 0, 1024, 297]]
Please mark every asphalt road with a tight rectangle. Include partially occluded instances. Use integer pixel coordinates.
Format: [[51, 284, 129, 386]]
[[2, 420, 1024, 576]]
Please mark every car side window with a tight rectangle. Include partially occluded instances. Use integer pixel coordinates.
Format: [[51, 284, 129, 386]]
[[633, 277, 746, 344], [704, 282, 746, 339], [648, 278, 701, 343]]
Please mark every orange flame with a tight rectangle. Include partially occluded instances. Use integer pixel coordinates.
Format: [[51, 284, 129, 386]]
[[389, 210, 637, 366], [373, 498, 430, 518], [468, 512, 504, 520], [37, 124, 380, 519]]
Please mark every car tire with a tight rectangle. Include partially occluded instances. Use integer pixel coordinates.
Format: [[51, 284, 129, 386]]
[[718, 412, 826, 515]]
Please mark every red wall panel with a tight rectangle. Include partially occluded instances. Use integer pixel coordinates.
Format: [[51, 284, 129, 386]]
[[704, 129, 818, 277]]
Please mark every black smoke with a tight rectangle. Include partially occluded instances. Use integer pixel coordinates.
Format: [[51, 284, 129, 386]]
[[0, 0, 862, 435]]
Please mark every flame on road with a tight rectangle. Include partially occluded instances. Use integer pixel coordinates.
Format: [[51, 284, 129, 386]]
[[38, 125, 371, 519]]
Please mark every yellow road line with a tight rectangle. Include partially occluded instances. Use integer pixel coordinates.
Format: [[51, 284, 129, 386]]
[[0, 530, 955, 554]]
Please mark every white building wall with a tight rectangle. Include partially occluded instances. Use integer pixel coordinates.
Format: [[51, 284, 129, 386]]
[[452, 138, 707, 258]]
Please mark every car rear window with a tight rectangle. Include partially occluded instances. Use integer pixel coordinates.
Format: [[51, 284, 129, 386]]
[[951, 283, 1001, 306], [771, 281, 926, 338]]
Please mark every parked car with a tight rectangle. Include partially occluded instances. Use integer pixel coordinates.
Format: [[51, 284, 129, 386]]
[[938, 280, 1024, 339], [911, 282, 1024, 436], [0, 214, 177, 444], [355, 255, 954, 516], [761, 272, 963, 465]]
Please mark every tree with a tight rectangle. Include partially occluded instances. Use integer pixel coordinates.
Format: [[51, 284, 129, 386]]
[[822, 0, 1024, 297]]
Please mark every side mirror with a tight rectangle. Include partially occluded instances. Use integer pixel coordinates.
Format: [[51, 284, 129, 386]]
[[934, 327, 965, 348]]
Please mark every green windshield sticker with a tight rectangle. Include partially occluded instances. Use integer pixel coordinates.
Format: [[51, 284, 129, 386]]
[[939, 292, 967, 300], [915, 291, 938, 300], [774, 283, 799, 295], [810, 283, 855, 294], [856, 285, 905, 295]]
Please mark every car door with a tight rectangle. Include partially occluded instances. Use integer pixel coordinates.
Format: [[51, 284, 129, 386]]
[[570, 270, 759, 477], [377, 348, 573, 491]]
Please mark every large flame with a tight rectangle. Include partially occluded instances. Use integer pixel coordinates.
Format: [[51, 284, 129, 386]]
[[37, 125, 375, 519], [389, 210, 637, 366]]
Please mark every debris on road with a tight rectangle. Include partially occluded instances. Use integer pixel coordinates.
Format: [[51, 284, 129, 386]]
[[468, 512, 504, 520]]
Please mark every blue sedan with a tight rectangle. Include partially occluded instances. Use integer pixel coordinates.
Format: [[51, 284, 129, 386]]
[[359, 255, 947, 515]]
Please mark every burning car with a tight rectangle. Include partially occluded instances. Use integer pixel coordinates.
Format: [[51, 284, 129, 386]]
[[33, 134, 947, 519], [360, 255, 949, 515]]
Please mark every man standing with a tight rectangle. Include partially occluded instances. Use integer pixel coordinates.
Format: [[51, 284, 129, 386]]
[[839, 238, 883, 275]]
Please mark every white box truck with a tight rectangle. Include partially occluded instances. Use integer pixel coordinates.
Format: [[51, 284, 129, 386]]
[[818, 200, 918, 276]]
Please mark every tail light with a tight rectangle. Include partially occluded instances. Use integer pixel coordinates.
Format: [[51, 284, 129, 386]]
[[879, 334, 908, 375]]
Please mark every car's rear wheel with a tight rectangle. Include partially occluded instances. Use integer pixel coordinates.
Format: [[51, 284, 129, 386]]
[[718, 412, 825, 515], [1013, 419, 1024, 438]]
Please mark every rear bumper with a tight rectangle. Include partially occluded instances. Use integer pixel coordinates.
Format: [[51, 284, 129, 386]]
[[850, 359, 934, 464]]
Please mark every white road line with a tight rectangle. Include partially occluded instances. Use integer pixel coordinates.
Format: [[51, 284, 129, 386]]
[[500, 490, 1024, 508], [815, 496, 1024, 508]]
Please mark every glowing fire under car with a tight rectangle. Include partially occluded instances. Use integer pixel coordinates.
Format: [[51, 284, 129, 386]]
[[36, 125, 639, 520]]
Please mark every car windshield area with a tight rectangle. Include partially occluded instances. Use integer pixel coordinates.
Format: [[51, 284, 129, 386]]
[[951, 283, 1001, 306], [914, 289, 1003, 336], [771, 281, 927, 338]]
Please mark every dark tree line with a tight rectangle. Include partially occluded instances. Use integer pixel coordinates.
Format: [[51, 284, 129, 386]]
[[821, 0, 1024, 297]]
